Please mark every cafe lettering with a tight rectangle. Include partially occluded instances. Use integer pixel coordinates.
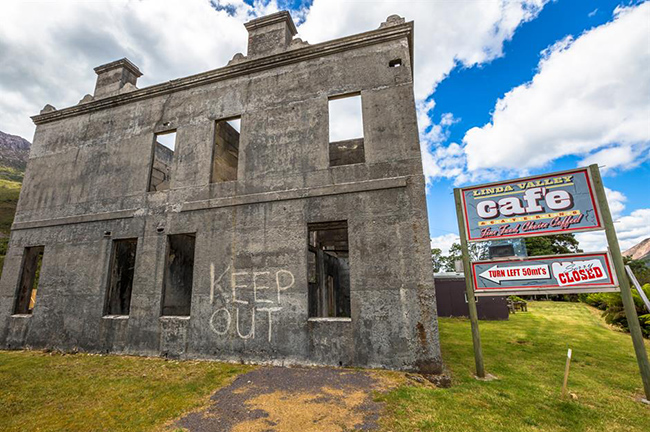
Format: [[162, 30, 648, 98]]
[[459, 168, 603, 242]]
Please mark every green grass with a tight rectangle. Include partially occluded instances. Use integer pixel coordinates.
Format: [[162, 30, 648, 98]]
[[379, 301, 650, 431], [0, 177, 21, 232], [0, 351, 252, 432], [0, 166, 25, 183], [1, 302, 648, 431]]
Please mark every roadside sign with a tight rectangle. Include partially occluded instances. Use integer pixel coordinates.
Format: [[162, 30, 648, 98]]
[[472, 252, 619, 296], [454, 165, 650, 398], [459, 167, 603, 242]]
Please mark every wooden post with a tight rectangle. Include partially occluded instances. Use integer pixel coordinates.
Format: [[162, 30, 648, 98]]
[[454, 188, 486, 378], [561, 348, 572, 398], [590, 164, 650, 400]]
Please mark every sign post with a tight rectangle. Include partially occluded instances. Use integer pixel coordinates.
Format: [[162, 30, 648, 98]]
[[589, 164, 650, 400], [454, 188, 485, 378], [453, 164, 650, 399]]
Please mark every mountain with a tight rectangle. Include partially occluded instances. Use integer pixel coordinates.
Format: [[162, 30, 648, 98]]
[[0, 130, 30, 277], [623, 238, 650, 264], [0, 131, 30, 171]]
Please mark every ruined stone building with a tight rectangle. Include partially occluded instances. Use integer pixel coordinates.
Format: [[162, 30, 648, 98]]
[[0, 12, 441, 372]]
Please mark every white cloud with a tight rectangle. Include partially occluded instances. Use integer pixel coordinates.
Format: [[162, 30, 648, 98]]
[[0, 0, 259, 140], [460, 3, 650, 178], [604, 187, 626, 219], [614, 209, 650, 251], [572, 187, 650, 253], [0, 0, 548, 180], [299, 0, 546, 101], [422, 142, 469, 184], [328, 95, 363, 142], [574, 231, 607, 253], [430, 234, 459, 255], [298, 0, 547, 184], [576, 208, 650, 253]]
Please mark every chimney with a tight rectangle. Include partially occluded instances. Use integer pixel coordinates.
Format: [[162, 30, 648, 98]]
[[244, 11, 297, 58], [93, 58, 142, 98]]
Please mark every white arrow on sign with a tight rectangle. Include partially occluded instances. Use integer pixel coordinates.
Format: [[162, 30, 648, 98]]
[[479, 264, 551, 285]]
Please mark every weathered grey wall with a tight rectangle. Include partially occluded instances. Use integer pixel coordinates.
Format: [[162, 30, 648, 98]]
[[0, 12, 442, 372]]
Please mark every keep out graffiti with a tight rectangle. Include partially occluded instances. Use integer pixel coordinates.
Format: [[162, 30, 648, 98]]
[[208, 264, 295, 342]]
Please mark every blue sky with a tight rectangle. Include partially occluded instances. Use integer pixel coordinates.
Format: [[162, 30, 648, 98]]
[[1, 0, 648, 253], [424, 0, 650, 251]]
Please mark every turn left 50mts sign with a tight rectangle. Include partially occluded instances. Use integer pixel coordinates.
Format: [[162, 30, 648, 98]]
[[471, 252, 618, 296], [459, 167, 603, 242]]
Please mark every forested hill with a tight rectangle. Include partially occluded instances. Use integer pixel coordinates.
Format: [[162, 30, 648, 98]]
[[0, 131, 30, 173], [0, 130, 30, 276], [623, 238, 650, 265]]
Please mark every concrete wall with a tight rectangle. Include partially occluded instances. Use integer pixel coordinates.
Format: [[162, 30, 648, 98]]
[[0, 12, 442, 372]]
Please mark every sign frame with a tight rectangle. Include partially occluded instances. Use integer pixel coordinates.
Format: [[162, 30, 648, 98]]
[[471, 251, 619, 296], [458, 167, 604, 243], [453, 164, 650, 398]]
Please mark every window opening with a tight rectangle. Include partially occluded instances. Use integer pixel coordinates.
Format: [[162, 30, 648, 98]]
[[104, 239, 138, 316], [307, 221, 351, 318], [211, 117, 240, 183], [149, 131, 176, 192], [14, 246, 44, 314], [328, 95, 364, 166], [161, 233, 196, 316]]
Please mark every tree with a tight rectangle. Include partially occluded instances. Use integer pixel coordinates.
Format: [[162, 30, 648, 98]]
[[435, 235, 584, 273], [524, 234, 582, 256], [439, 242, 488, 272], [625, 256, 650, 286], [431, 248, 443, 273], [440, 244, 461, 272]]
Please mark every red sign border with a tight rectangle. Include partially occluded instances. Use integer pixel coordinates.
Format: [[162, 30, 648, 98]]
[[471, 251, 618, 293], [459, 167, 604, 242]]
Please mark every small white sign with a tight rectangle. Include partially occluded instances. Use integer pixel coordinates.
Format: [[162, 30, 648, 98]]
[[479, 264, 551, 285]]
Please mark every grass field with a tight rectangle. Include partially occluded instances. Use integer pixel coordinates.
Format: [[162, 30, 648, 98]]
[[0, 179, 21, 230], [0, 302, 648, 431], [379, 301, 650, 431], [0, 353, 251, 432]]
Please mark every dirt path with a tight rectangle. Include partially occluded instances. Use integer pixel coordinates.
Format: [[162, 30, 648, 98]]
[[174, 366, 399, 432]]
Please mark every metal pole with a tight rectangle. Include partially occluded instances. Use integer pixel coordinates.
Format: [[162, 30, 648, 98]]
[[626, 265, 650, 313], [590, 164, 650, 400], [454, 188, 486, 378]]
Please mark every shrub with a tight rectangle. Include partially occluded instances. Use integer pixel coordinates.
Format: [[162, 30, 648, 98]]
[[639, 314, 650, 337], [580, 284, 650, 337]]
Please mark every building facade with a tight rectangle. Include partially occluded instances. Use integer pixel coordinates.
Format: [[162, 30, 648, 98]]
[[0, 12, 442, 372]]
